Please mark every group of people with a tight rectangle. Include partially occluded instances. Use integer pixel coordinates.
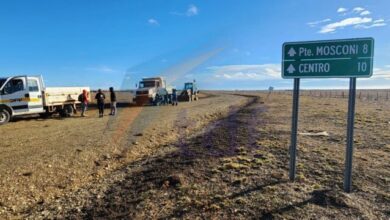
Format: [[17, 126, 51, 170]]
[[156, 88, 178, 106], [78, 87, 179, 117], [79, 87, 117, 118]]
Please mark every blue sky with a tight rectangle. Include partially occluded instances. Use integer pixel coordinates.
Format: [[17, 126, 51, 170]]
[[0, 0, 389, 90]]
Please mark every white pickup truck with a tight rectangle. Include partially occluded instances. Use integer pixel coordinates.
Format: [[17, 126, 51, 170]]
[[0, 75, 90, 125]]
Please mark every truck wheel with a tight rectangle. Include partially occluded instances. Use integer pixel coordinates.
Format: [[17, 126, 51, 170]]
[[60, 105, 74, 117], [0, 109, 11, 125], [66, 105, 75, 116]]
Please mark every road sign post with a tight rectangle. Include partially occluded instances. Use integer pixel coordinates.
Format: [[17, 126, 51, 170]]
[[289, 78, 300, 181], [344, 77, 357, 193], [282, 38, 374, 193]]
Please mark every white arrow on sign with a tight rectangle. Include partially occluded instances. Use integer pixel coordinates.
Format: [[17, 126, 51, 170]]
[[288, 47, 296, 57], [287, 64, 296, 74]]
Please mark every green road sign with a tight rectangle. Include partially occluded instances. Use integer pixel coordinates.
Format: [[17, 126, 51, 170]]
[[282, 38, 374, 78]]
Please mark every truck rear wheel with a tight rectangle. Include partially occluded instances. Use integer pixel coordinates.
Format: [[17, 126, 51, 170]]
[[60, 105, 74, 117], [0, 109, 11, 125]]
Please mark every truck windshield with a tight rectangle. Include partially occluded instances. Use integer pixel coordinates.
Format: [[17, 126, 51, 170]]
[[0, 78, 6, 89], [185, 83, 193, 90], [139, 81, 156, 88]]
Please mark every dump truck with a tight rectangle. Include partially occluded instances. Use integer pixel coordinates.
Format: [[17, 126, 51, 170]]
[[134, 77, 173, 106], [178, 81, 199, 102], [0, 75, 90, 125]]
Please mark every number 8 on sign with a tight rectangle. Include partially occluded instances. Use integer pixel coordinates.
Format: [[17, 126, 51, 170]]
[[363, 44, 368, 54]]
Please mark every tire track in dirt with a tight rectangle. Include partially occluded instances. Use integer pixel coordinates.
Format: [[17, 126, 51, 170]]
[[22, 94, 266, 219], [19, 95, 253, 218]]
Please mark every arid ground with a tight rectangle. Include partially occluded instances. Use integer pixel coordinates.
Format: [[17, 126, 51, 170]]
[[0, 92, 389, 219]]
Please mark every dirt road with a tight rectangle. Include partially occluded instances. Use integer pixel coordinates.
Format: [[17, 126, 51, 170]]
[[0, 92, 389, 219]]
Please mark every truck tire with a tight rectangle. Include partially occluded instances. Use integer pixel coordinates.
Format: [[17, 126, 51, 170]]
[[60, 105, 74, 117], [0, 109, 11, 125]]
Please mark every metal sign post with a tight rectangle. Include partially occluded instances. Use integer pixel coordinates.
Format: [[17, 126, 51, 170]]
[[282, 38, 374, 193], [344, 77, 357, 192], [289, 78, 300, 180]]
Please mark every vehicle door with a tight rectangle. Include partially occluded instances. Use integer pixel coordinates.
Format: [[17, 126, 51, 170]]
[[0, 76, 29, 114], [26, 77, 44, 113]]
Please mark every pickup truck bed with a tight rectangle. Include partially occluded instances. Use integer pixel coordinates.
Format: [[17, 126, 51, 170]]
[[44, 87, 89, 106]]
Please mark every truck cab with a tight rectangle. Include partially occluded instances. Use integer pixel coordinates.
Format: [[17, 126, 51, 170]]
[[0, 75, 89, 125], [134, 77, 173, 105], [0, 76, 45, 123], [184, 82, 198, 93]]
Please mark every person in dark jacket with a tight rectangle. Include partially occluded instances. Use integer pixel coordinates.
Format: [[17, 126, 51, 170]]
[[172, 89, 178, 106], [109, 87, 117, 116], [95, 89, 106, 117]]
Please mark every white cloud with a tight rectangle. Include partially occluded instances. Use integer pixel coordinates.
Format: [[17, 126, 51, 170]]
[[355, 22, 386, 29], [355, 18, 387, 29], [208, 64, 281, 80], [171, 4, 199, 17], [148, 18, 159, 26], [314, 7, 387, 34], [374, 19, 385, 23], [337, 8, 348, 13], [360, 10, 371, 16], [319, 17, 372, 33], [307, 18, 332, 27], [186, 4, 198, 16], [372, 66, 390, 79], [352, 7, 365, 13], [86, 66, 117, 73]]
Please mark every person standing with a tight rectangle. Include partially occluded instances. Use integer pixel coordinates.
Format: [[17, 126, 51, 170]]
[[109, 87, 117, 116], [172, 89, 178, 106], [95, 89, 106, 117], [80, 89, 89, 117]]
